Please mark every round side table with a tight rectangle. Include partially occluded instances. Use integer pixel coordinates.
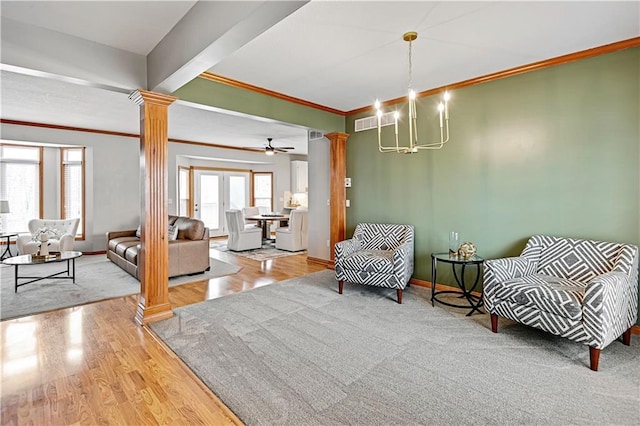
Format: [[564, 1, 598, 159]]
[[431, 252, 484, 316]]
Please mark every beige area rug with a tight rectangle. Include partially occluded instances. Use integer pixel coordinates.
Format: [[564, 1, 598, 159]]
[[210, 240, 306, 261], [0, 254, 241, 321]]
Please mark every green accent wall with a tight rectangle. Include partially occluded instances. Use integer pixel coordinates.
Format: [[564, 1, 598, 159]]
[[345, 47, 640, 323], [173, 77, 345, 132]]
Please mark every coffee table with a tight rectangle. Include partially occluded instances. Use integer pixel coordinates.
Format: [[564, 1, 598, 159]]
[[3, 251, 83, 292]]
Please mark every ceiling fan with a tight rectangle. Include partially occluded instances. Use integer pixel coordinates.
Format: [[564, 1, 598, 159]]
[[246, 138, 295, 155]]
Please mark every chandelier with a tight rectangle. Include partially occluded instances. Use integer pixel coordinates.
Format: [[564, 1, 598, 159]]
[[375, 31, 451, 154]]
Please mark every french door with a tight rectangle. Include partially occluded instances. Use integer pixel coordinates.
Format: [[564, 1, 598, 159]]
[[193, 169, 250, 237]]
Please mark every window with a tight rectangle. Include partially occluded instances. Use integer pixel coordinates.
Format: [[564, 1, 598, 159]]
[[61, 147, 85, 238], [252, 172, 273, 214], [0, 145, 42, 233], [178, 166, 191, 217]]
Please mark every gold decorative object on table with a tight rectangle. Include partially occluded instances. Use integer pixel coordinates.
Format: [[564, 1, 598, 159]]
[[458, 242, 477, 259]]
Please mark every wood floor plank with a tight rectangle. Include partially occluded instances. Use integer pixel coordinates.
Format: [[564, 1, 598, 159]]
[[1, 248, 327, 425]]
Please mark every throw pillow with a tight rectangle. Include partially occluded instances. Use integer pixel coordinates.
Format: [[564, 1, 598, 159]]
[[168, 224, 178, 241]]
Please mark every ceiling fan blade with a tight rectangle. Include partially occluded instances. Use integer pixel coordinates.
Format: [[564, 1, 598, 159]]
[[241, 147, 267, 152], [275, 147, 295, 150]]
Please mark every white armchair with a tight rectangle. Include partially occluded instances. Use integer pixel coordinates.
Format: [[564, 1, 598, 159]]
[[242, 206, 261, 226], [17, 218, 80, 255], [275, 209, 308, 252], [225, 210, 262, 251]]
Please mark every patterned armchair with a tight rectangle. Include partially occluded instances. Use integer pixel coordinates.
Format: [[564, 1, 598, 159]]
[[335, 223, 414, 304], [483, 235, 638, 371]]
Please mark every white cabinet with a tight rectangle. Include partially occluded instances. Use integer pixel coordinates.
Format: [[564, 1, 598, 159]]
[[291, 160, 308, 193]]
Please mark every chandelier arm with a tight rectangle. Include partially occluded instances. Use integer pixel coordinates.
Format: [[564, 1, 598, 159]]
[[375, 31, 452, 154]]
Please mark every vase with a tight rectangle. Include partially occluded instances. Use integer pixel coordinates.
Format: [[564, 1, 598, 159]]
[[449, 231, 459, 257], [39, 234, 49, 255]]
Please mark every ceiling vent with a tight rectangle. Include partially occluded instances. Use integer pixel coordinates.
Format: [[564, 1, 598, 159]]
[[355, 111, 395, 132], [308, 130, 324, 140]]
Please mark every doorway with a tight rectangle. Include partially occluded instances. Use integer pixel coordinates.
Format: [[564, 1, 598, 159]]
[[193, 169, 250, 237]]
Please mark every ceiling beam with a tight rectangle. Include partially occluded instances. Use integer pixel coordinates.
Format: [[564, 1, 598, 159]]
[[147, 1, 309, 94]]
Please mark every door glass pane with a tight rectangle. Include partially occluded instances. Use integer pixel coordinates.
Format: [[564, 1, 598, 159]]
[[200, 175, 219, 229], [228, 176, 246, 210], [178, 168, 189, 216], [253, 174, 272, 213]]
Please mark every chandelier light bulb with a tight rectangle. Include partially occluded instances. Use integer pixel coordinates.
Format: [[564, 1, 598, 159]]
[[374, 31, 452, 154]]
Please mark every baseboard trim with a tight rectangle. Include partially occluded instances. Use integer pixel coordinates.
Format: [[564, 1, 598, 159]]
[[410, 277, 482, 297], [83, 250, 106, 255], [307, 256, 333, 268]]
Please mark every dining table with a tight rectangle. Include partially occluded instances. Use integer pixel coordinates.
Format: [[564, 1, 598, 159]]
[[245, 214, 290, 240]]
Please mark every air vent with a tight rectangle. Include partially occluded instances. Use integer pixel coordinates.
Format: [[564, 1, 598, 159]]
[[308, 130, 324, 140], [354, 112, 395, 132]]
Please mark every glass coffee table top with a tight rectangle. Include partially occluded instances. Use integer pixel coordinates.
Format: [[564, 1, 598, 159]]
[[3, 251, 83, 265]]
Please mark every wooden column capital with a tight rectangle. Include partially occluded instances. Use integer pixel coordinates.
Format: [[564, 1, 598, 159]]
[[326, 132, 349, 263], [129, 89, 177, 107], [130, 89, 176, 325]]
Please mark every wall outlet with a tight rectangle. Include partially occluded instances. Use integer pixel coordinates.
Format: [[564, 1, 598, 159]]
[[346, 199, 350, 207], [327, 199, 330, 206], [345, 177, 351, 187]]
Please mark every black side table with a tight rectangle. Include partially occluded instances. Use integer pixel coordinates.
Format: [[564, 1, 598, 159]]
[[431, 252, 484, 316], [0, 233, 18, 261]]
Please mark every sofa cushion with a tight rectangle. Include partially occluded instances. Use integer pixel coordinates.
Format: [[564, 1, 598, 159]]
[[342, 249, 394, 274], [114, 240, 139, 258], [124, 244, 139, 264], [500, 274, 586, 321], [109, 236, 139, 253], [174, 217, 205, 240]]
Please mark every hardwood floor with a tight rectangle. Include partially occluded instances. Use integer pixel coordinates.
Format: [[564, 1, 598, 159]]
[[1, 246, 328, 425]]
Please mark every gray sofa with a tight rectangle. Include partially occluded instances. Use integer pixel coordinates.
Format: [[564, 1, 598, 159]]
[[107, 215, 210, 279]]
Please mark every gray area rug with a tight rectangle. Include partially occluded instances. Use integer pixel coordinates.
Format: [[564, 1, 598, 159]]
[[211, 239, 306, 261], [1, 255, 241, 321], [150, 270, 640, 425]]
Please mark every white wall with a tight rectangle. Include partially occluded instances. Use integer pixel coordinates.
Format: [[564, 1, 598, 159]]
[[1, 122, 321, 254], [307, 137, 331, 260], [2, 123, 141, 252]]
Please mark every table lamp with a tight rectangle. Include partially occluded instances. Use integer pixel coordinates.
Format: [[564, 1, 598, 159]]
[[0, 200, 10, 233]]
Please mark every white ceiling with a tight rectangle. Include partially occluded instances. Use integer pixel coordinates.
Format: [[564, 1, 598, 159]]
[[1, 1, 638, 155]]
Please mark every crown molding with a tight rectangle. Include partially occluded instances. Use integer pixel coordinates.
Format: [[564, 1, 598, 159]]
[[199, 37, 640, 117], [198, 72, 347, 116], [0, 119, 263, 153], [346, 37, 640, 116]]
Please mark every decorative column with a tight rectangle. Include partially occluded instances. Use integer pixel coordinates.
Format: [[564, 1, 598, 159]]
[[129, 89, 177, 325], [325, 132, 349, 262]]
